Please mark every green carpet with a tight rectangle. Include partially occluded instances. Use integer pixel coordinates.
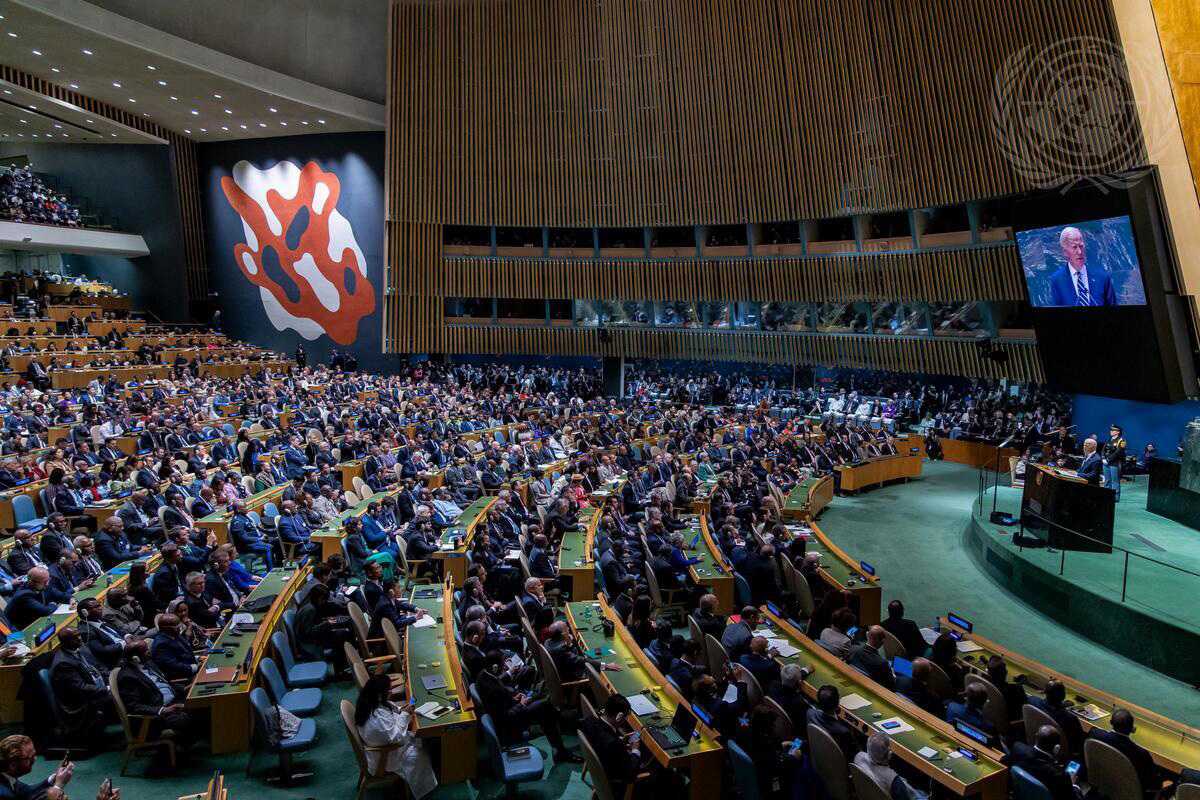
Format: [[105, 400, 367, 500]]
[[816, 460, 1200, 727]]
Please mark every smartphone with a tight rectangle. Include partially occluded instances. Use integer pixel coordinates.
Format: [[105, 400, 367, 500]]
[[1066, 761, 1081, 778], [879, 721, 902, 731], [59, 750, 71, 767], [100, 778, 113, 797]]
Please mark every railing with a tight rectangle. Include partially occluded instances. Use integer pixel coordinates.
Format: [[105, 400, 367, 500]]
[[976, 466, 1200, 632]]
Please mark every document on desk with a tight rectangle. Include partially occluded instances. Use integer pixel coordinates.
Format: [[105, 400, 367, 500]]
[[231, 612, 255, 626], [839, 693, 871, 711], [722, 683, 739, 704], [920, 627, 939, 646], [626, 693, 659, 716], [770, 641, 801, 658], [955, 639, 982, 653], [412, 615, 437, 629], [54, 604, 71, 615], [874, 717, 915, 735]]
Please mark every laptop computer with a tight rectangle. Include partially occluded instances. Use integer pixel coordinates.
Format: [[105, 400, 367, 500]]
[[647, 704, 698, 750]]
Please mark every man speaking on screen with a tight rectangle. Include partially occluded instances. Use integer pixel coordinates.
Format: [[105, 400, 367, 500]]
[[1048, 226, 1118, 306]]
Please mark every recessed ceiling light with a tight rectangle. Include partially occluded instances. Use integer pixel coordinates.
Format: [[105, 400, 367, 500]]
[[31, 49, 42, 56], [112, 81, 121, 88], [190, 110, 199, 115], [169, 96, 178, 101], [223, 108, 232, 114], [128, 98, 136, 103], [82, 48, 92, 55], [213, 93, 222, 99], [239, 124, 247, 129], [69, 83, 79, 89], [258, 122, 267, 128], [7, 33, 17, 38], [50, 67, 60, 73], [317, 119, 326, 124], [146, 65, 157, 70], [280, 122, 287, 126], [157, 80, 167, 86], [268, 107, 278, 113], [221, 126, 229, 131], [184, 129, 191, 134]]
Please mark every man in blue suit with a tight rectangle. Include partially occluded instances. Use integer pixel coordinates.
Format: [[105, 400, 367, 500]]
[[1077, 438, 1103, 486], [277, 500, 321, 560], [229, 501, 274, 571], [1047, 226, 1118, 307], [282, 436, 309, 480]]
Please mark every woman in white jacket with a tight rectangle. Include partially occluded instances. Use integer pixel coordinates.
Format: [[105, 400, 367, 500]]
[[355, 674, 438, 799]]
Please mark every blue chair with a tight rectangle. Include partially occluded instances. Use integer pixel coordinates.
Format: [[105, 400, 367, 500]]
[[1011, 766, 1054, 800], [36, 668, 69, 754], [733, 571, 752, 607], [259, 657, 322, 716], [727, 740, 762, 800], [480, 713, 544, 798], [262, 502, 280, 531], [247, 687, 317, 784], [270, 630, 328, 688], [13, 494, 46, 532], [222, 423, 236, 436]]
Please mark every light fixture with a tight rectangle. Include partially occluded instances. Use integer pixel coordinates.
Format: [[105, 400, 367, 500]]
[[223, 108, 232, 114], [268, 107, 277, 113], [82, 48, 92, 55], [112, 81, 121, 88], [221, 125, 229, 131], [157, 80, 167, 86], [317, 119, 326, 124], [184, 129, 191, 134], [280, 122, 287, 126], [7, 32, 17, 38], [213, 93, 222, 99], [31, 49, 42, 56], [50, 67, 60, 73], [69, 83, 79, 89], [146, 65, 157, 70], [190, 109, 199, 115]]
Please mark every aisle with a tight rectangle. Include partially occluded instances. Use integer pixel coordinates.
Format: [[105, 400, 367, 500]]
[[816, 460, 1200, 726]]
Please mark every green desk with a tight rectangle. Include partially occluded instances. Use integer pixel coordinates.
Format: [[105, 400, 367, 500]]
[[566, 597, 723, 800], [558, 505, 599, 601], [785, 521, 881, 625], [435, 496, 493, 585], [196, 484, 287, 545], [309, 487, 401, 562], [692, 515, 734, 613], [0, 552, 162, 723], [405, 585, 477, 782], [783, 474, 834, 520], [185, 567, 309, 754], [760, 606, 1007, 800], [940, 617, 1200, 774]]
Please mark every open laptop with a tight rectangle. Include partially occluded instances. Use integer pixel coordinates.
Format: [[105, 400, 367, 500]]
[[647, 704, 698, 750]]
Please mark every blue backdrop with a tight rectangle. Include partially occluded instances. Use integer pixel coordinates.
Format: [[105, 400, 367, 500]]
[[199, 132, 393, 372], [1071, 393, 1200, 456]]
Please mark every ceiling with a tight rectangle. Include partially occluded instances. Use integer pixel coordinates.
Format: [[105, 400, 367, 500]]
[[0, 77, 162, 143], [0, 0, 385, 143]]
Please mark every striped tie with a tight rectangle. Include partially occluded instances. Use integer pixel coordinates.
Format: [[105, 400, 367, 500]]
[[1074, 272, 1091, 306]]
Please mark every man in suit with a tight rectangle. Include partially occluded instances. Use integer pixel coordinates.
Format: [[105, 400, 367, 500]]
[[38, 514, 76, 565], [578, 695, 643, 799], [118, 490, 162, 544], [1077, 438, 1103, 486], [720, 606, 759, 659], [94, 516, 150, 570], [115, 638, 192, 741], [517, 577, 549, 621], [150, 613, 198, 682], [847, 625, 896, 690], [881, 600, 926, 660], [526, 534, 557, 582], [6, 529, 45, 577], [806, 684, 859, 759], [277, 500, 321, 560], [7, 566, 71, 630], [475, 649, 580, 763], [0, 734, 76, 800], [1088, 708, 1160, 798], [1031, 680, 1085, 757], [77, 597, 127, 669], [367, 578, 425, 637], [1004, 725, 1078, 800], [1047, 226, 1118, 307], [151, 544, 186, 606], [228, 501, 274, 570], [49, 627, 114, 739], [545, 620, 619, 682], [946, 682, 997, 742], [986, 655, 1028, 726], [738, 636, 783, 689]]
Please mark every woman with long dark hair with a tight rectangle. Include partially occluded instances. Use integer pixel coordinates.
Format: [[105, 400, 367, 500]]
[[353, 674, 437, 798]]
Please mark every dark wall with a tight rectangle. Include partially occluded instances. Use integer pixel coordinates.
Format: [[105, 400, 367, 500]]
[[0, 142, 189, 320], [198, 132, 392, 372]]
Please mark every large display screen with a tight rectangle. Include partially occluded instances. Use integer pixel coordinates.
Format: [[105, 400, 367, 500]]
[[1016, 216, 1147, 308]]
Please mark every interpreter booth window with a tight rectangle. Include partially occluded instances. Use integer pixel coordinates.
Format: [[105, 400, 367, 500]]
[[548, 299, 573, 326], [761, 302, 813, 332], [495, 299, 546, 325], [815, 302, 869, 333], [574, 300, 651, 327], [698, 302, 758, 328], [871, 303, 930, 336], [444, 298, 494, 323], [930, 301, 990, 337], [653, 302, 699, 327]]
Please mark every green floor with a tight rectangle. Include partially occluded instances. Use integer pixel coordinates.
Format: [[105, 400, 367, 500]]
[[983, 472, 1200, 632], [818, 460, 1200, 727], [17, 460, 1200, 798]]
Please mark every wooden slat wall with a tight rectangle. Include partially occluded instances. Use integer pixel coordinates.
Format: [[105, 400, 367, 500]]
[[384, 0, 1136, 381], [0, 65, 208, 305], [387, 0, 1141, 227], [440, 246, 1025, 303], [440, 325, 1045, 382]]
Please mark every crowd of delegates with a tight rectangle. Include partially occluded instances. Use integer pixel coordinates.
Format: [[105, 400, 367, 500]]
[[0, 167, 83, 227], [3, 355, 1165, 799]]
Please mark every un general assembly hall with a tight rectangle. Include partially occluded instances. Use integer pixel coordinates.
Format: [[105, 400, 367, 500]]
[[0, 1, 1199, 799]]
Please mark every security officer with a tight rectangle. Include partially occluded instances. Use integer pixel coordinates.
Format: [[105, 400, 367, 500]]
[[1102, 424, 1126, 502]]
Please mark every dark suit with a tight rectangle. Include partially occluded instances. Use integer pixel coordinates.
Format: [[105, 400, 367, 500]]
[[0, 774, 55, 800], [94, 530, 139, 569], [738, 651, 782, 690], [847, 642, 895, 690], [1048, 265, 1117, 307], [1004, 742, 1075, 800], [1088, 730, 1158, 797], [368, 596, 418, 638], [115, 661, 190, 738], [7, 586, 70, 630], [48, 647, 112, 733], [881, 616, 926, 659], [1077, 452, 1102, 485], [690, 609, 727, 640], [579, 717, 640, 800], [150, 631, 197, 681]]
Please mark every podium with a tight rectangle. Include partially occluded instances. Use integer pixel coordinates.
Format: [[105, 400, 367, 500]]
[[1020, 463, 1114, 553]]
